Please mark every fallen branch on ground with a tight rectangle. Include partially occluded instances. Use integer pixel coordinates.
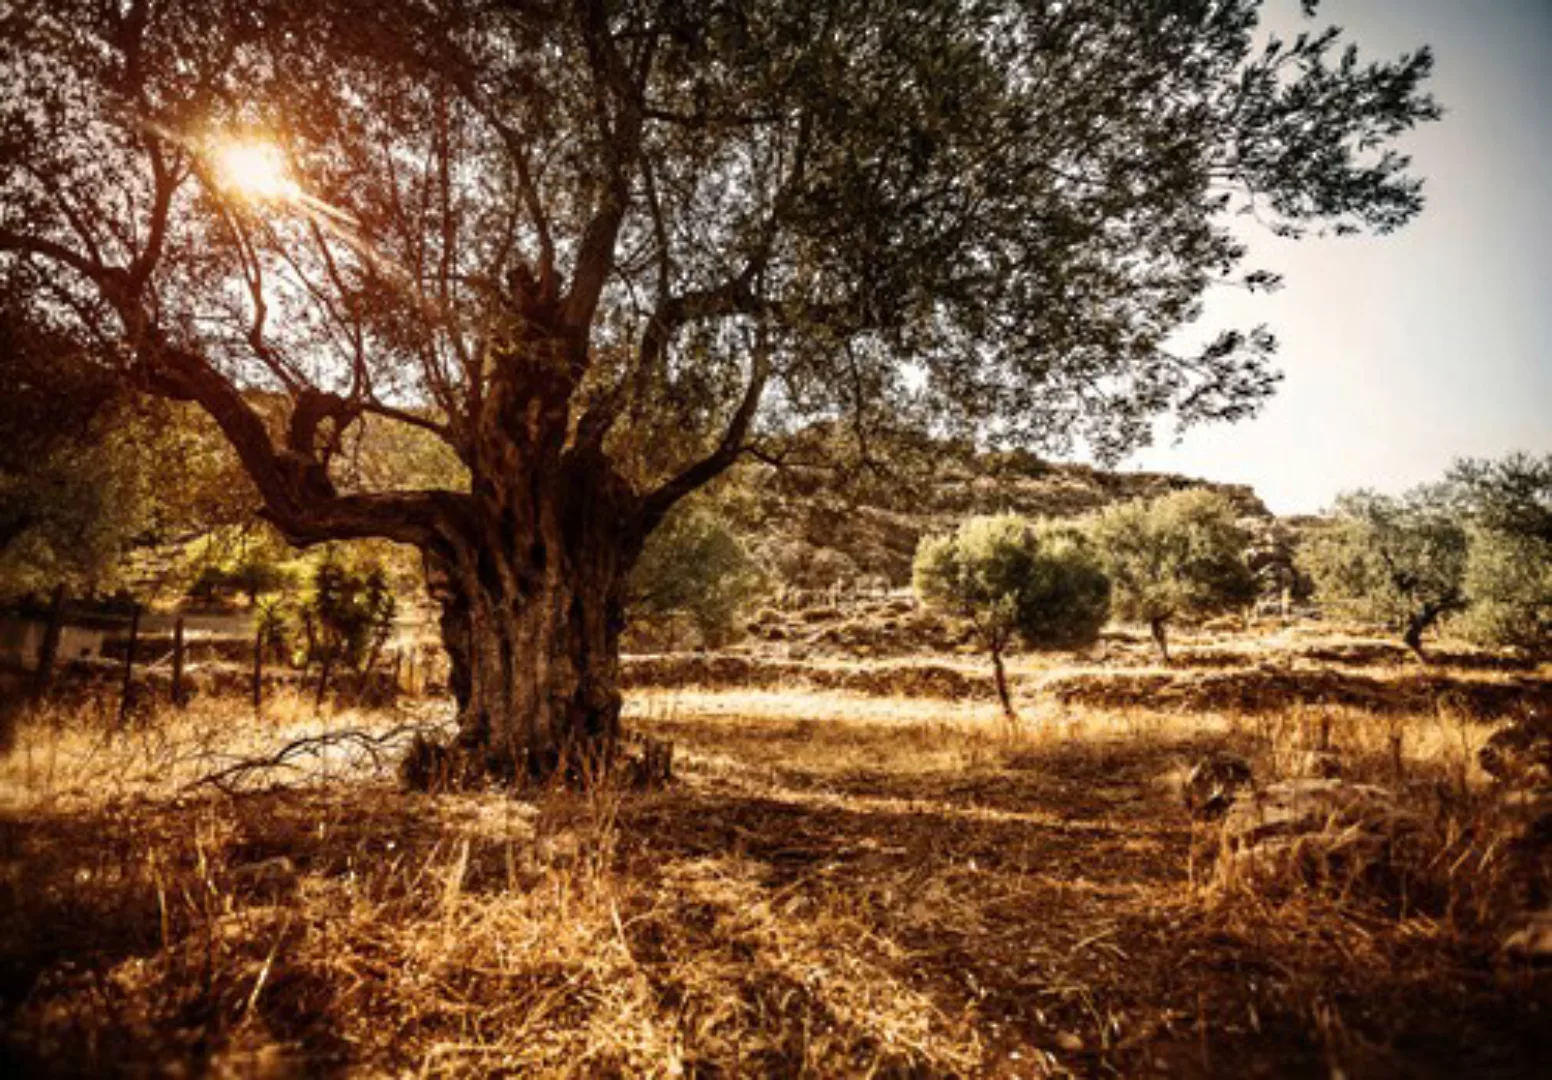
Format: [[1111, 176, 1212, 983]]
[[184, 721, 451, 794]]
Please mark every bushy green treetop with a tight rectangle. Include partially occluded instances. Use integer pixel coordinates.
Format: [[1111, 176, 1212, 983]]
[[1450, 452, 1551, 653], [1089, 489, 1255, 661], [914, 514, 1110, 716], [629, 502, 762, 646]]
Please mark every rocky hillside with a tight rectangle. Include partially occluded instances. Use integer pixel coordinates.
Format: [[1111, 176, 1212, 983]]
[[714, 441, 1272, 590]]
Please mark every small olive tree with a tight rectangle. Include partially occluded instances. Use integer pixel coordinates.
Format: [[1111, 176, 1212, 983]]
[[1089, 490, 1256, 663], [913, 515, 1110, 719], [1297, 487, 1467, 656]]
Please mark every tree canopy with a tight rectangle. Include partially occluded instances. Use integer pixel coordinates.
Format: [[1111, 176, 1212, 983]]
[[1450, 453, 1551, 653], [0, 0, 1440, 490], [1449, 453, 1552, 547], [1298, 487, 1468, 655], [0, 0, 1440, 779], [628, 500, 761, 647]]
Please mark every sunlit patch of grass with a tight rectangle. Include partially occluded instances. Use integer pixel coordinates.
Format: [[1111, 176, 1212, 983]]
[[0, 690, 451, 809]]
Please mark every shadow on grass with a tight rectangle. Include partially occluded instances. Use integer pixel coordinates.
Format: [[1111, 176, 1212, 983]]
[[0, 798, 361, 1077], [1048, 666, 1551, 720], [1, 718, 1546, 1077]]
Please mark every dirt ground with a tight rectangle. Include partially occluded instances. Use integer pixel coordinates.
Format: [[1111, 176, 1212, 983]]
[[0, 626, 1548, 1077]]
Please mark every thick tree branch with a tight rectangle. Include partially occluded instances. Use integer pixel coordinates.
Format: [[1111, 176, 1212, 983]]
[[562, 0, 650, 336], [0, 230, 118, 288], [140, 341, 463, 548]]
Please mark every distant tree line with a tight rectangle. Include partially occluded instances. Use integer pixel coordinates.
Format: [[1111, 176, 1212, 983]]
[[1299, 453, 1550, 656], [909, 453, 1547, 716]]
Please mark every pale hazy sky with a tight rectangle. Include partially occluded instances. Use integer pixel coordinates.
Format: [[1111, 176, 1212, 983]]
[[1125, 0, 1552, 515]]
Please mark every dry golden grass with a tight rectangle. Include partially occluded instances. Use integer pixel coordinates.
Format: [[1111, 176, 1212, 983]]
[[1, 632, 1547, 1077]]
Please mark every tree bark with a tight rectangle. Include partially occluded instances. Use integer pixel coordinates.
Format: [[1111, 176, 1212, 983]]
[[419, 445, 644, 786], [1402, 602, 1445, 661]]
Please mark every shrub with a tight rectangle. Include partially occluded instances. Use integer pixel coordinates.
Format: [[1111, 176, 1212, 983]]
[[300, 552, 397, 693], [629, 503, 762, 648]]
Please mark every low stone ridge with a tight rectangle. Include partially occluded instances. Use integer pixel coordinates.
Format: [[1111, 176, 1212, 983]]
[[1048, 669, 1552, 720], [621, 653, 994, 699]]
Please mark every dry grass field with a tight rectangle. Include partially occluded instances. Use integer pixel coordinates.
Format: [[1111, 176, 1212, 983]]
[[1, 623, 1548, 1077]]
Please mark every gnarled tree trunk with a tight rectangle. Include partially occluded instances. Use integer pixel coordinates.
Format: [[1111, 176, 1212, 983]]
[[421, 440, 645, 786], [1402, 601, 1448, 662]]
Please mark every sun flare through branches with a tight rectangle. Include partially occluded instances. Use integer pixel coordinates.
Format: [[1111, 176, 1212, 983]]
[[210, 138, 299, 201]]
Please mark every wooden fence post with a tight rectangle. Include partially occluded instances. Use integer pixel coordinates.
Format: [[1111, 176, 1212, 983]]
[[171, 616, 186, 707], [252, 617, 264, 712], [32, 583, 67, 700], [118, 602, 140, 727]]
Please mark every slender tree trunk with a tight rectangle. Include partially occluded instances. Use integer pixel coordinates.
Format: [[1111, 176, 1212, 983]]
[[418, 447, 644, 787], [252, 619, 264, 711], [118, 602, 140, 728], [1149, 616, 1171, 665], [990, 643, 1017, 723], [172, 616, 186, 707], [316, 646, 334, 708]]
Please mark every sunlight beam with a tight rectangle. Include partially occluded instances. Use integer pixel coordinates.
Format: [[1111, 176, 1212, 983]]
[[210, 138, 300, 202]]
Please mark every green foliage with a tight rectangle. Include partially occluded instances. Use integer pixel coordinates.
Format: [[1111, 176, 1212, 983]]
[[0, 300, 260, 598], [301, 551, 397, 673], [0, 0, 1440, 505], [1297, 487, 1467, 645], [1448, 452, 1552, 545], [912, 515, 1110, 655], [335, 414, 470, 496], [1089, 490, 1256, 633], [1457, 526, 1551, 653], [0, 416, 158, 596], [187, 528, 300, 605], [1298, 457, 1550, 653], [255, 596, 294, 662], [1449, 453, 1551, 652], [629, 504, 762, 645]]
